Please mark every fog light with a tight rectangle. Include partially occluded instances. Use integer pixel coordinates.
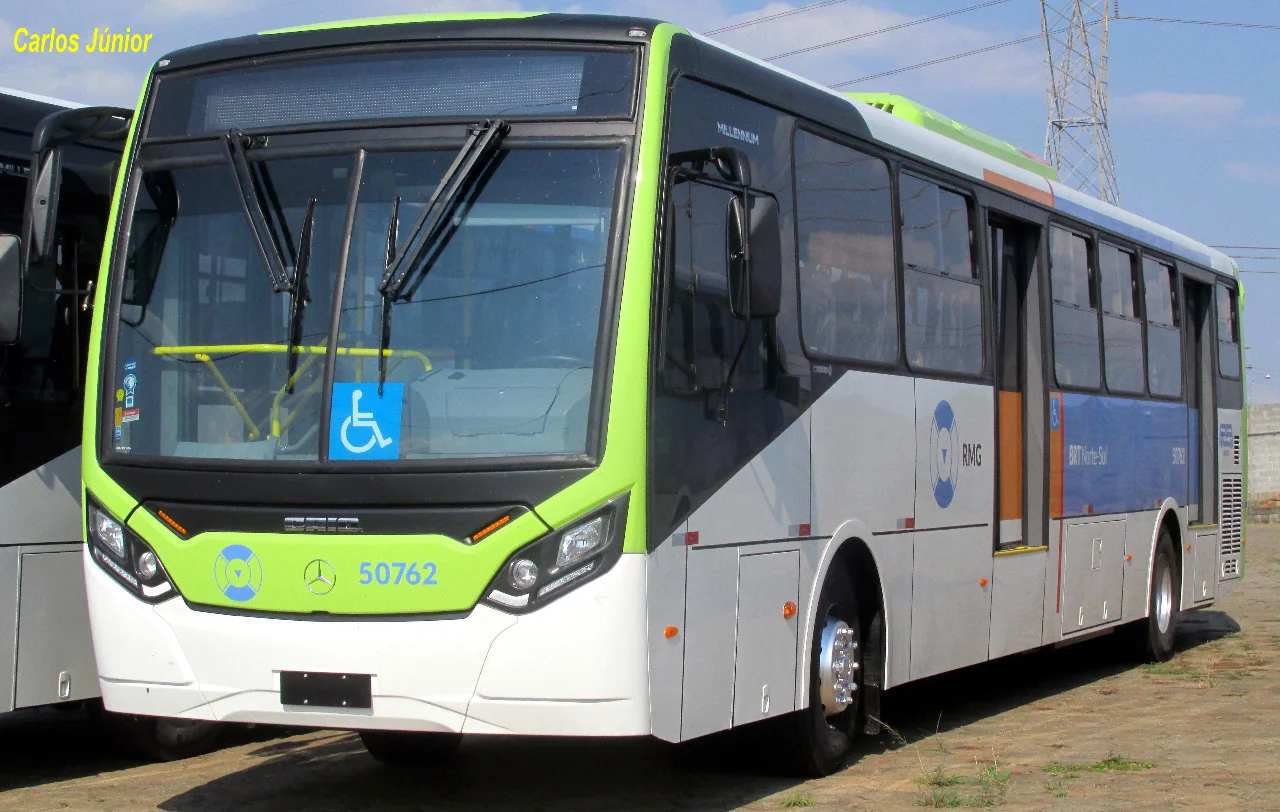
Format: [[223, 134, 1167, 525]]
[[136, 550, 159, 580], [90, 506, 126, 559], [556, 515, 606, 569], [509, 558, 538, 591]]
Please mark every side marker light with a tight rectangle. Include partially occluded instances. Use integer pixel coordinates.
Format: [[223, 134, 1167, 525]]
[[664, 626, 679, 639], [782, 601, 797, 619], [979, 577, 988, 588]]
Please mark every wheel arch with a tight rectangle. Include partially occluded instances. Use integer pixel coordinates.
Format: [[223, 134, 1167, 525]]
[[1143, 500, 1184, 615], [798, 519, 891, 709]]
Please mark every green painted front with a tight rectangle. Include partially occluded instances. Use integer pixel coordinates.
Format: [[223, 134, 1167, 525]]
[[80, 17, 685, 615]]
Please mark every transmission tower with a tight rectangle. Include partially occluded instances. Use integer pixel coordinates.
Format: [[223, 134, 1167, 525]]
[[1041, 1, 1119, 204]]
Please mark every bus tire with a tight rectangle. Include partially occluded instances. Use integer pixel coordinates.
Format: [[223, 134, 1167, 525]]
[[1138, 530, 1180, 662], [359, 730, 463, 767], [778, 563, 862, 777], [122, 716, 222, 761]]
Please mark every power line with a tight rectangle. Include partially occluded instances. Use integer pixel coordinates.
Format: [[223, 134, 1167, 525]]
[[766, 0, 1013, 61], [830, 33, 1039, 88], [1240, 270, 1280, 275], [1115, 14, 1280, 32], [1212, 245, 1280, 251], [703, 0, 848, 36], [1225, 255, 1280, 260]]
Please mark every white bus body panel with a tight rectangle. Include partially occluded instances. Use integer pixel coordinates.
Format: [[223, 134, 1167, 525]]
[[87, 549, 651, 735]]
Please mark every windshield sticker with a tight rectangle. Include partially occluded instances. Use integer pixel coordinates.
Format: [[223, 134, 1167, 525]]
[[329, 383, 403, 461]]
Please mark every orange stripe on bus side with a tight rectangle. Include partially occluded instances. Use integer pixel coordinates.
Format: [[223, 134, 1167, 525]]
[[983, 168, 1055, 208], [998, 391, 1023, 522]]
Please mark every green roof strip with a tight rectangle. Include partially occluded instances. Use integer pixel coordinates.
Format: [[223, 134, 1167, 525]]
[[846, 92, 1058, 182], [262, 12, 546, 36]]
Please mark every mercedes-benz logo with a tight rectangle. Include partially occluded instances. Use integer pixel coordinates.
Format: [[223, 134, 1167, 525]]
[[303, 559, 336, 595]]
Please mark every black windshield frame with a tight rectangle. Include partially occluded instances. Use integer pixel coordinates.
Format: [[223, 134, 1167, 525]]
[[98, 120, 637, 474]]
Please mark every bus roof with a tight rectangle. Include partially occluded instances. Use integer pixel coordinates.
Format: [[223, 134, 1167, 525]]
[[845, 92, 1058, 182], [0, 86, 83, 109], [689, 32, 1236, 279], [157, 13, 1233, 280]]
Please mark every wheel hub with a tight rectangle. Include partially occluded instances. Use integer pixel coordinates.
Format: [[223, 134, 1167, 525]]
[[1156, 565, 1173, 634], [818, 617, 859, 716]]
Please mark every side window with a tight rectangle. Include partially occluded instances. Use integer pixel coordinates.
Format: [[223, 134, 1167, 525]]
[[1142, 257, 1182, 397], [1049, 226, 1099, 388], [1099, 242, 1143, 393], [795, 131, 897, 364], [900, 173, 982, 375], [1216, 283, 1241, 379]]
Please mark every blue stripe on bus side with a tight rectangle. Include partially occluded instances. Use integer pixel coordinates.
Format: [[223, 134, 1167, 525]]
[[1053, 196, 1216, 268], [1061, 393, 1190, 516]]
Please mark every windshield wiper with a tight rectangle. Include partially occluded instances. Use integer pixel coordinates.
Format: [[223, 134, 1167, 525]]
[[285, 198, 316, 393], [223, 130, 291, 293], [375, 119, 509, 390], [222, 130, 313, 396]]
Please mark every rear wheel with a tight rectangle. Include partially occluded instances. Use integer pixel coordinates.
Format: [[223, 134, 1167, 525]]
[[359, 730, 463, 767], [1136, 529, 1180, 662], [777, 564, 862, 776]]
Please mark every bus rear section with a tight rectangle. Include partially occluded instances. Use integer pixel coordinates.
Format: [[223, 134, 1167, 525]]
[[80, 16, 656, 742], [0, 88, 123, 717]]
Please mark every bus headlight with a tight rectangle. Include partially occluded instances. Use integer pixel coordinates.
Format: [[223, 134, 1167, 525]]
[[556, 515, 606, 569], [89, 504, 127, 560], [483, 492, 629, 614], [86, 495, 178, 604]]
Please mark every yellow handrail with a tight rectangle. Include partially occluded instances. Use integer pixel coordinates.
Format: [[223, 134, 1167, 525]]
[[152, 344, 432, 372], [193, 353, 260, 439], [155, 345, 432, 442], [270, 353, 320, 437]]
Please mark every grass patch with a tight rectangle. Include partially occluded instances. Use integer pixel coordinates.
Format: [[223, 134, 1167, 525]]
[[915, 757, 1009, 807], [1043, 753, 1155, 777], [780, 791, 816, 808], [1140, 662, 1196, 676]]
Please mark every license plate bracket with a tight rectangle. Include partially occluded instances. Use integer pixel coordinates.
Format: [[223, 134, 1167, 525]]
[[279, 671, 372, 709]]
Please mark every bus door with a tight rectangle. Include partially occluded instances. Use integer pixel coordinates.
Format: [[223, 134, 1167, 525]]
[[1181, 276, 1215, 526], [991, 218, 1048, 552], [988, 216, 1050, 658], [1181, 274, 1219, 605]]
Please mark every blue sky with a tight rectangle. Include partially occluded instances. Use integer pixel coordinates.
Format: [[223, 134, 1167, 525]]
[[2, 0, 1276, 400]]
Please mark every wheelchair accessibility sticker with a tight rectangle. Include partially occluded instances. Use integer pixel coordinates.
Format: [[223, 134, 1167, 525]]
[[329, 383, 403, 461]]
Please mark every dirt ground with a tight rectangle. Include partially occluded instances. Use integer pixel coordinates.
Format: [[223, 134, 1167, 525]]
[[2, 523, 1277, 812]]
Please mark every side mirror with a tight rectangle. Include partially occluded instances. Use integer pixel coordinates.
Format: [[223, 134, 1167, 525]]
[[0, 234, 22, 345], [726, 192, 781, 319], [26, 149, 62, 268]]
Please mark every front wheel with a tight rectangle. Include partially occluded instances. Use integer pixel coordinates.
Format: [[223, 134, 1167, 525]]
[[121, 716, 222, 761], [777, 564, 862, 776], [360, 730, 463, 767]]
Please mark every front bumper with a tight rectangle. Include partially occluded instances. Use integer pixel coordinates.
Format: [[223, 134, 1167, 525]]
[[85, 549, 651, 735]]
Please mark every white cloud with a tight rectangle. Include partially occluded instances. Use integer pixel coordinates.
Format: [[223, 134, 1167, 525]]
[[1114, 91, 1245, 121], [1225, 161, 1280, 187]]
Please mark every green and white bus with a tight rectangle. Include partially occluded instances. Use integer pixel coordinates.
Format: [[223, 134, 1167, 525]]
[[39, 13, 1245, 774]]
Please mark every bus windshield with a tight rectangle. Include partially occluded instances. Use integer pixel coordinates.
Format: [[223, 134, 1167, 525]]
[[109, 145, 621, 464]]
